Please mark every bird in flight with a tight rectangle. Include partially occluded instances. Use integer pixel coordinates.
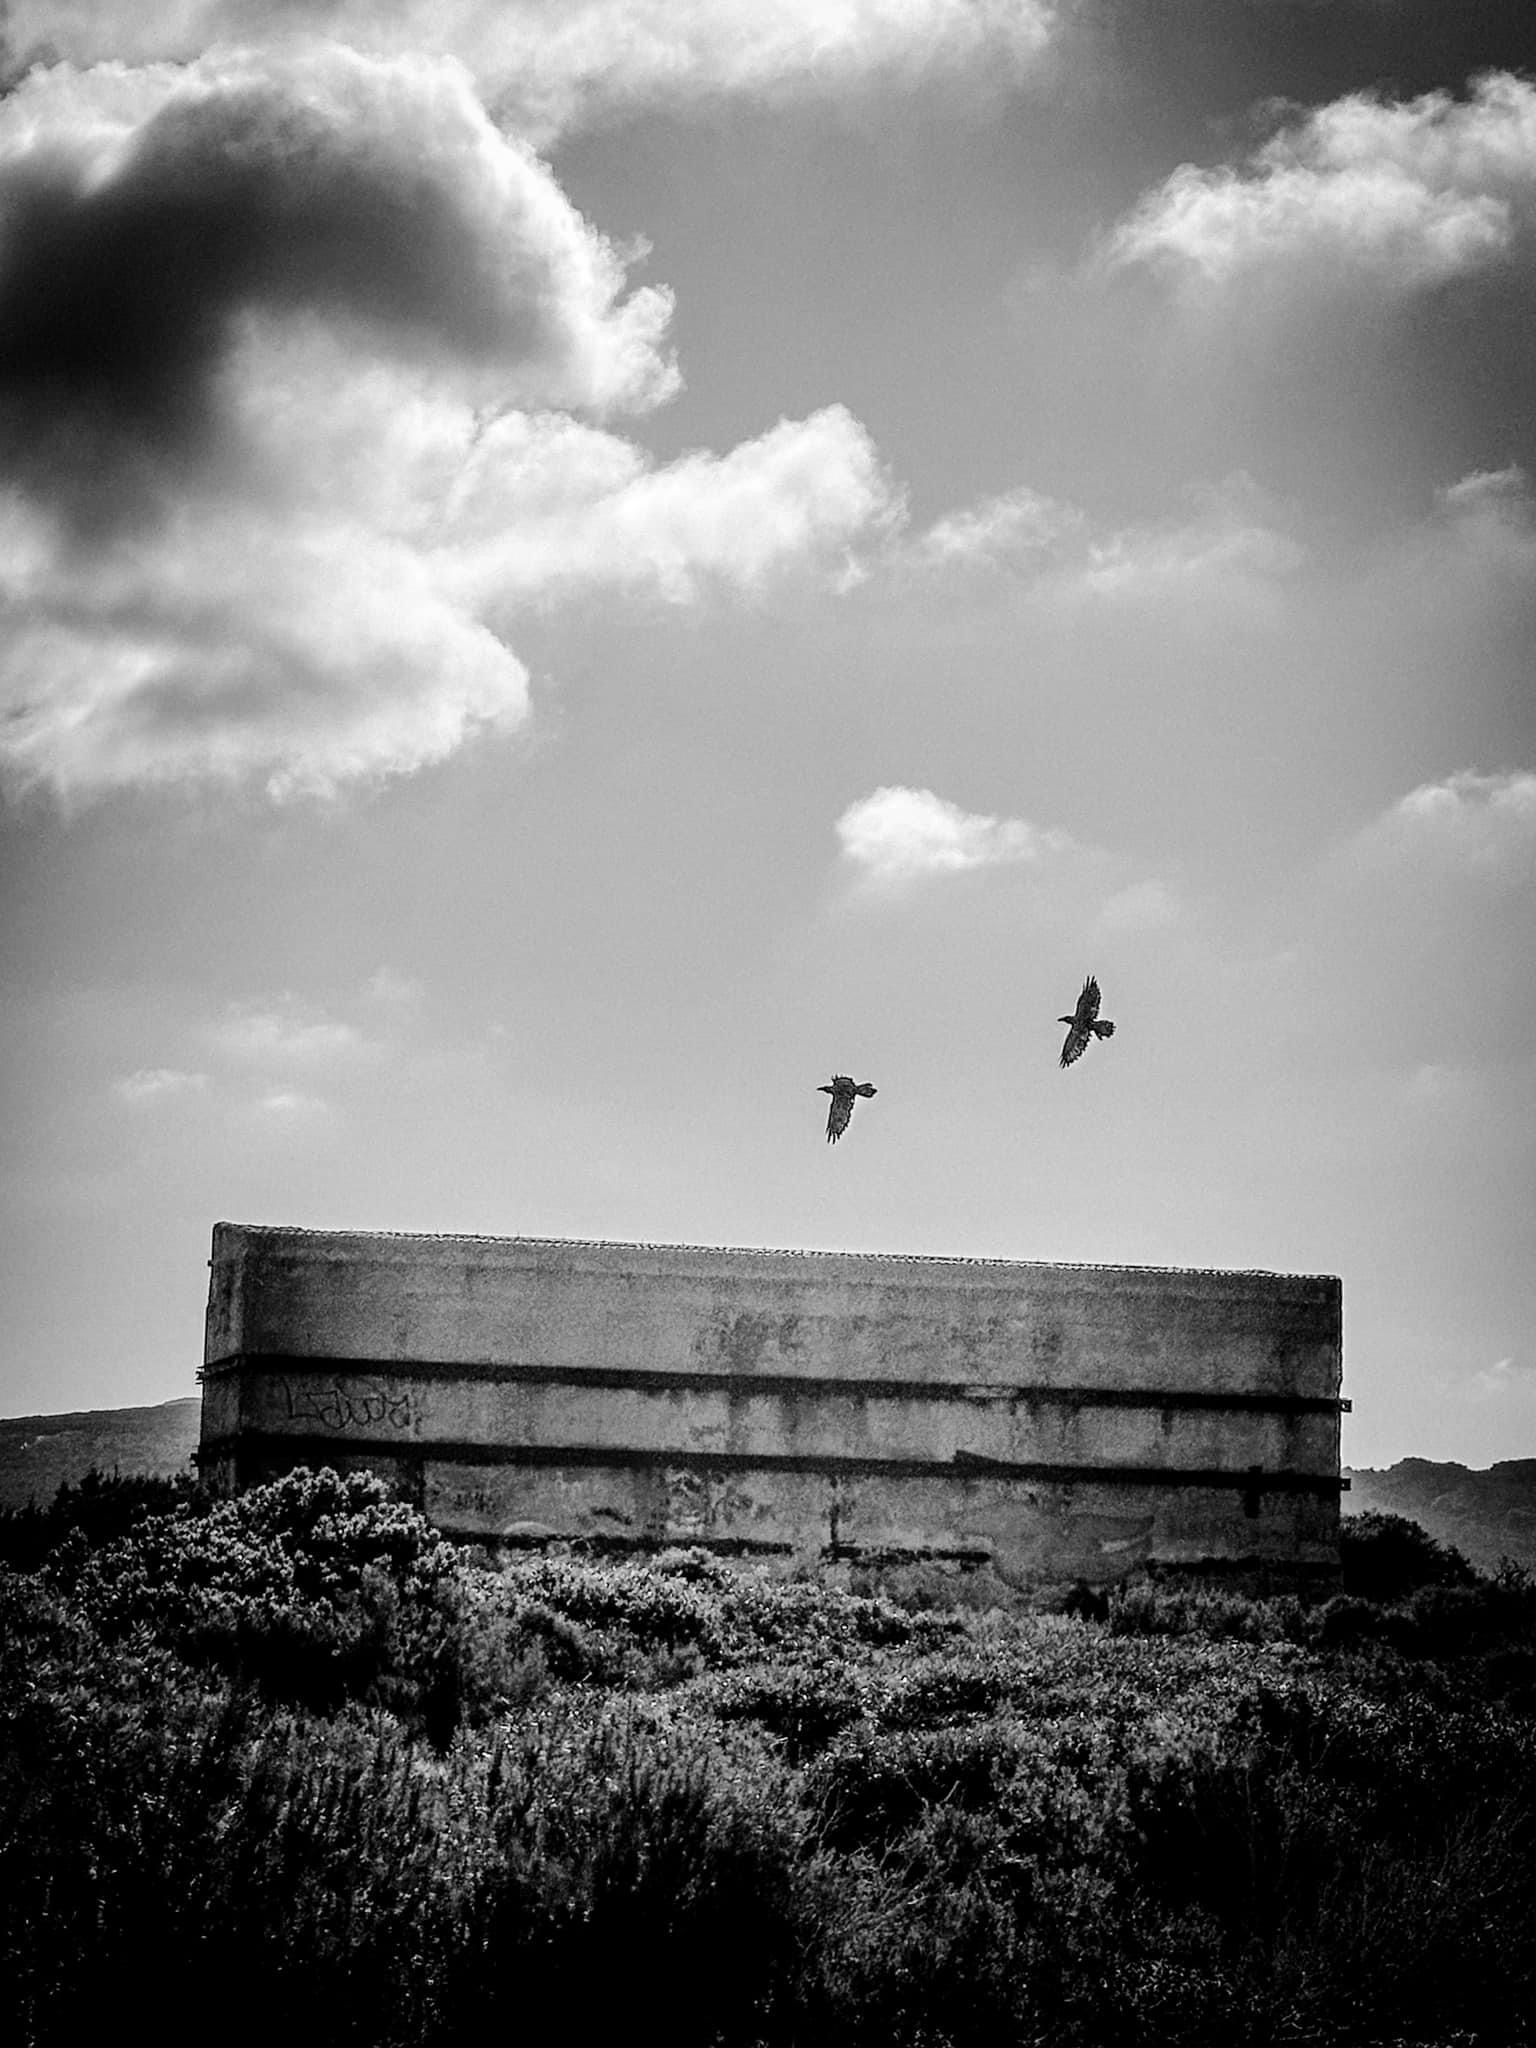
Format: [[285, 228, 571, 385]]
[[818, 1075, 877, 1143], [1058, 976, 1115, 1069]]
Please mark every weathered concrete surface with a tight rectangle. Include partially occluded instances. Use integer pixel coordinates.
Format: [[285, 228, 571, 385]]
[[201, 1224, 1346, 1582]]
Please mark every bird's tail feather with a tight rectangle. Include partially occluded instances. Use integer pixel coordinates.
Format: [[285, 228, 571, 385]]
[[1094, 1021, 1115, 1039]]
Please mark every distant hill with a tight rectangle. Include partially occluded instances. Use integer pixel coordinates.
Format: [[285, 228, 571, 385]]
[[1345, 1459, 1536, 1575], [0, 1398, 201, 1511]]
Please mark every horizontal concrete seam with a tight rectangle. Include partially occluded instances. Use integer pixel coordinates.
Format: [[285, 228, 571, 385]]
[[199, 1430, 1347, 1493], [212, 1221, 1340, 1287], [202, 1352, 1348, 1415]]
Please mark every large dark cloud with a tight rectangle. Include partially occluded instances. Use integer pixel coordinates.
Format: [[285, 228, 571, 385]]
[[0, 45, 675, 531], [0, 96, 517, 423], [0, 45, 892, 801]]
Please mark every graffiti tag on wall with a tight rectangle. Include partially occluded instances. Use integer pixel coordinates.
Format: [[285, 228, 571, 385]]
[[277, 1377, 416, 1434]]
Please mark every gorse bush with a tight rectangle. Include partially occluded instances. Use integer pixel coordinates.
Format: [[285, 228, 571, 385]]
[[1338, 1509, 1478, 1602], [4, 1467, 1536, 2047], [49, 1466, 494, 1729]]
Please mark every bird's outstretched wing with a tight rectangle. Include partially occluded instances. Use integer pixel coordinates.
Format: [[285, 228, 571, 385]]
[[1074, 976, 1102, 1028], [1060, 1022, 1091, 1068]]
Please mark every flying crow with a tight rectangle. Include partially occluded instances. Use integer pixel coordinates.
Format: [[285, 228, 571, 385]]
[[818, 1075, 876, 1142], [1059, 977, 1115, 1068]]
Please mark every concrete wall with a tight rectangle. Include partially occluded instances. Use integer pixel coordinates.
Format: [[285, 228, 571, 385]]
[[200, 1223, 1347, 1583]]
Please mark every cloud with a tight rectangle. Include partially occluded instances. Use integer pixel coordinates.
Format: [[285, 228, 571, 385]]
[[912, 485, 1083, 572], [1431, 463, 1536, 566], [1106, 71, 1536, 295], [1471, 1355, 1531, 1401], [440, 403, 896, 611], [249, 1087, 333, 1119], [209, 1000, 368, 1066], [1440, 464, 1530, 517], [0, 44, 677, 522], [0, 485, 536, 800], [113, 1066, 210, 1103], [900, 475, 1301, 604], [1353, 769, 1536, 881], [1065, 503, 1302, 602], [0, 46, 898, 802], [3, 2, 1061, 145], [835, 785, 1074, 889]]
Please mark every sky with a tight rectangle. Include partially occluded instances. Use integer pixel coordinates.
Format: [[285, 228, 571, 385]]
[[1, 0, 1533, 1468]]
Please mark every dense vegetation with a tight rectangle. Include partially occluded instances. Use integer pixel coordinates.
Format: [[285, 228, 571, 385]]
[[4, 1471, 1535, 2048]]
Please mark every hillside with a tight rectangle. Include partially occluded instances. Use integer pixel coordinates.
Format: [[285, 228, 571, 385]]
[[0, 1397, 200, 1510], [1346, 1459, 1536, 1574]]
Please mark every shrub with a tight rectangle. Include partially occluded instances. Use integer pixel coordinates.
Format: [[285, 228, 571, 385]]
[[1339, 1510, 1477, 1603], [1105, 1577, 1295, 1644], [6, 1489, 1536, 2048], [49, 1467, 531, 1735], [1313, 1591, 1403, 1652], [496, 1551, 729, 1658], [701, 1659, 877, 1760]]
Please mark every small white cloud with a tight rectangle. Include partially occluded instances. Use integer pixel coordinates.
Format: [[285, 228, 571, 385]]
[[251, 1088, 333, 1119], [1105, 71, 1536, 296], [1068, 508, 1302, 601], [1472, 1356, 1530, 1400], [211, 1002, 368, 1067], [914, 486, 1082, 571], [114, 1067, 210, 1104], [892, 477, 1300, 612], [836, 785, 1073, 889], [1355, 769, 1536, 880], [1439, 464, 1531, 517], [1431, 465, 1536, 566]]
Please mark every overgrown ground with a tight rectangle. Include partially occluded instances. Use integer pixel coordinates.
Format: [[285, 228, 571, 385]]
[[4, 1470, 1535, 2048]]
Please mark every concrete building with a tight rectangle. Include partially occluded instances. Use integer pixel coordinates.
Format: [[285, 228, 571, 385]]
[[199, 1222, 1347, 1583]]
